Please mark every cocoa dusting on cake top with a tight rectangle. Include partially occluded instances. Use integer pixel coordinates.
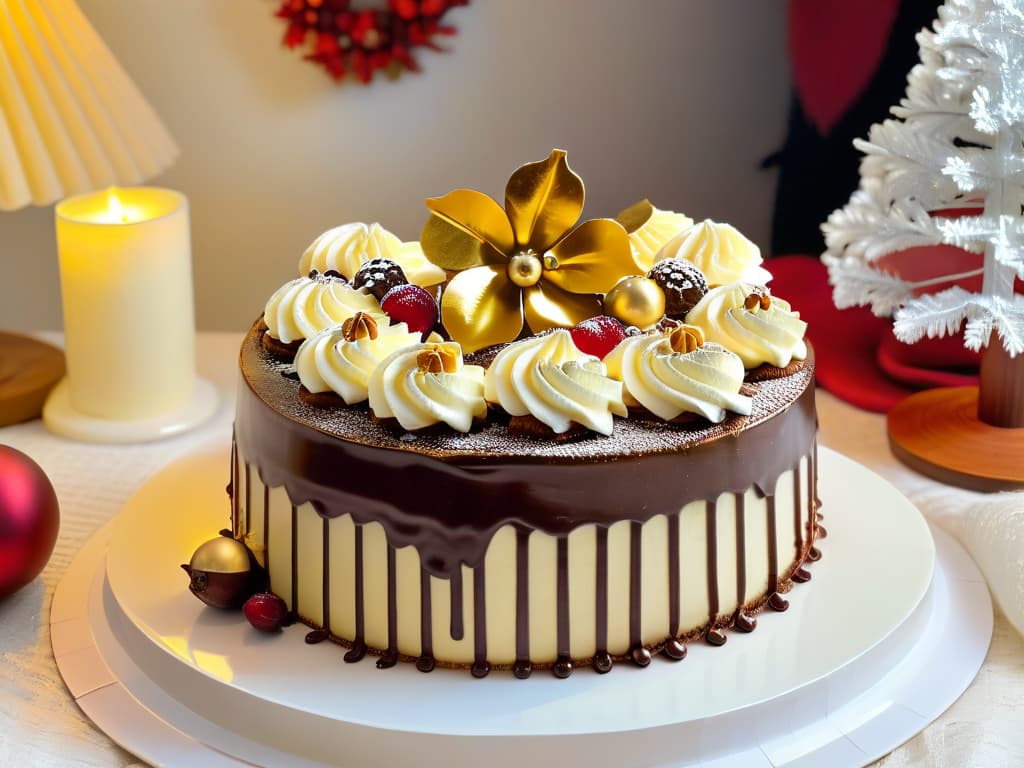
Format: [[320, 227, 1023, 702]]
[[243, 321, 814, 461]]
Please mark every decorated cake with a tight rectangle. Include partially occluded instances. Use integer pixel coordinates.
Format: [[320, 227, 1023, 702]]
[[190, 151, 822, 679]]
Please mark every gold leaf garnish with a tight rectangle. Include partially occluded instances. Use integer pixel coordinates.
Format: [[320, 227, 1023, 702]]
[[420, 150, 639, 352], [341, 312, 378, 342], [505, 149, 584, 252], [417, 345, 459, 374], [668, 324, 705, 354], [614, 199, 655, 234]]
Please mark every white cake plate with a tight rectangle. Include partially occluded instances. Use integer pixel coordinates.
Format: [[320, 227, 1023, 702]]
[[51, 443, 992, 768]]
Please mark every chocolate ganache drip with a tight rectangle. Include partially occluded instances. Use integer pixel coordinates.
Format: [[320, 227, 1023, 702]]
[[233, 323, 820, 676]]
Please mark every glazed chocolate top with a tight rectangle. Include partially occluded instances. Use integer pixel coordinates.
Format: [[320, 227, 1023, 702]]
[[236, 321, 816, 577]]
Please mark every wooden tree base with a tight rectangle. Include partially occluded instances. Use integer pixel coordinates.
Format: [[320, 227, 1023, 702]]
[[0, 332, 65, 427], [887, 386, 1024, 492]]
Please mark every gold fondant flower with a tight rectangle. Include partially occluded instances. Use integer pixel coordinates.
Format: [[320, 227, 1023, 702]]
[[420, 150, 639, 352]]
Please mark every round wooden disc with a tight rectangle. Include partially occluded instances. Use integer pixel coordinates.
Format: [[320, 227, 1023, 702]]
[[887, 386, 1024, 492], [0, 332, 65, 426]]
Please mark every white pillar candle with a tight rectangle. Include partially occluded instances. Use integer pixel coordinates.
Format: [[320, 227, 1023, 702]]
[[54, 186, 195, 420]]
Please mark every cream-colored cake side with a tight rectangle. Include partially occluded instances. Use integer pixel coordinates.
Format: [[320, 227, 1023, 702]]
[[234, 449, 815, 669]]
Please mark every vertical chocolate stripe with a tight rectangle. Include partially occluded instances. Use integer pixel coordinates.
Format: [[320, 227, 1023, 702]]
[[812, 439, 821, 510], [290, 504, 298, 614], [322, 517, 330, 631], [794, 461, 803, 552], [705, 501, 719, 622], [557, 536, 570, 658], [386, 544, 397, 652], [230, 436, 239, 535], [766, 495, 779, 594], [735, 493, 746, 605], [474, 564, 487, 663], [354, 524, 365, 642], [515, 526, 530, 663], [668, 514, 680, 637], [262, 485, 270, 566], [449, 568, 464, 641], [809, 448, 817, 535], [420, 567, 433, 657], [244, 462, 251, 538], [595, 526, 608, 655], [629, 521, 643, 650]]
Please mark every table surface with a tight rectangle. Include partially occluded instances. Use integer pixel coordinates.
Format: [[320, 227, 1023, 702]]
[[1, 332, 1022, 768]]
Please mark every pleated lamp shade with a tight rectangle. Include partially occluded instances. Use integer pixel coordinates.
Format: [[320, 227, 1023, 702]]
[[0, 0, 178, 211]]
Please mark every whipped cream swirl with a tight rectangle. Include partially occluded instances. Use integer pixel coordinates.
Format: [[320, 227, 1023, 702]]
[[655, 219, 772, 286], [368, 342, 486, 432], [299, 222, 446, 287], [295, 320, 421, 404], [264, 274, 383, 343], [685, 283, 808, 369], [604, 330, 752, 423], [484, 330, 627, 436]]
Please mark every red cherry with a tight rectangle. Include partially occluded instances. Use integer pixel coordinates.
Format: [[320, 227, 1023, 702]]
[[381, 284, 438, 338], [243, 592, 289, 633], [570, 316, 627, 359]]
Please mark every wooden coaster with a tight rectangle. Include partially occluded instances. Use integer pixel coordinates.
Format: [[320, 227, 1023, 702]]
[[887, 386, 1024, 492], [0, 332, 65, 426]]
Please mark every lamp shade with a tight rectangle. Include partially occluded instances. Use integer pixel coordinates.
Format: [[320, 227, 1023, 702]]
[[0, 0, 178, 211]]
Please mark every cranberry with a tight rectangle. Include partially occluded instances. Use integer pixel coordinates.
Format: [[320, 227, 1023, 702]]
[[570, 315, 627, 359], [243, 592, 289, 633], [381, 284, 438, 338]]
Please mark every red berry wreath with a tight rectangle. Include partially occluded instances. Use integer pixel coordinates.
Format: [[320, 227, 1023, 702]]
[[274, 0, 469, 84]]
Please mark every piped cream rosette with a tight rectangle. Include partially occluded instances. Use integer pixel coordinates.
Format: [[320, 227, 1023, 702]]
[[295, 313, 422, 404], [685, 283, 808, 369], [299, 222, 446, 288], [368, 342, 486, 433], [484, 329, 627, 436], [264, 273, 384, 344], [654, 219, 772, 286], [604, 325, 752, 424]]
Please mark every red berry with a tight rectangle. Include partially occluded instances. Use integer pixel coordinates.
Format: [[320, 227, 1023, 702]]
[[571, 315, 627, 359], [243, 592, 289, 633], [381, 284, 438, 338]]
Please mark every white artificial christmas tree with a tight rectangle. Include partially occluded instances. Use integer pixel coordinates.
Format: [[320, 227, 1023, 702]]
[[823, 0, 1024, 488]]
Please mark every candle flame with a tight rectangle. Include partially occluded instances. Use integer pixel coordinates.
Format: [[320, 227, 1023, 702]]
[[106, 190, 129, 224]]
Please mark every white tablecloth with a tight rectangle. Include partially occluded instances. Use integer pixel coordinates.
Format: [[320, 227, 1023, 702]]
[[1, 332, 1022, 767]]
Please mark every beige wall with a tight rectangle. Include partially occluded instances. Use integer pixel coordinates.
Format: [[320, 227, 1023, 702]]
[[0, 0, 791, 332]]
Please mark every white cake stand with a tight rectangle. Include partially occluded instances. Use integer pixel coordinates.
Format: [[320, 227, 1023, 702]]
[[51, 443, 992, 768]]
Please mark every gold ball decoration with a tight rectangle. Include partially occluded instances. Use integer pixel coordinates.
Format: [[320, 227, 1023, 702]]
[[603, 276, 666, 329], [507, 251, 543, 288], [181, 535, 257, 609]]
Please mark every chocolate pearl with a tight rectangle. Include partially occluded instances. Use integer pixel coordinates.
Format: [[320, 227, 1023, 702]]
[[352, 258, 408, 301], [647, 259, 708, 319]]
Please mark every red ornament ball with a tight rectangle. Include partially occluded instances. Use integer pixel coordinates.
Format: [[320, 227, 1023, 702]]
[[243, 592, 289, 633], [571, 316, 627, 359], [0, 446, 60, 599], [381, 284, 438, 338]]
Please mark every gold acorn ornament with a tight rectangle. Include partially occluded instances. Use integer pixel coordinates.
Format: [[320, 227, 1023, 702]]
[[421, 149, 640, 352], [603, 275, 666, 329], [181, 533, 262, 609]]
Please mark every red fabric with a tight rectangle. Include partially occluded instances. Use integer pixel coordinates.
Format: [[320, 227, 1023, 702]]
[[768, 256, 980, 413], [788, 0, 902, 134]]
